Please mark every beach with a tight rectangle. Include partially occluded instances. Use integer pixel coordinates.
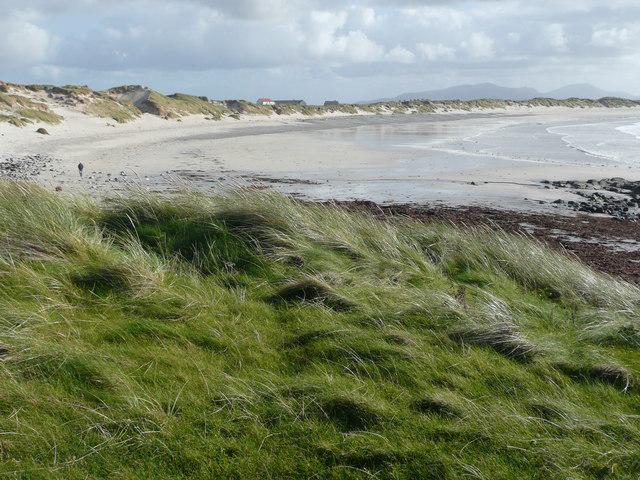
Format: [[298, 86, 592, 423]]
[[2, 106, 640, 213]]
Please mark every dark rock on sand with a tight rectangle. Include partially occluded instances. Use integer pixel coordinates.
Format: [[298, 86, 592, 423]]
[[543, 178, 640, 219], [0, 155, 55, 180]]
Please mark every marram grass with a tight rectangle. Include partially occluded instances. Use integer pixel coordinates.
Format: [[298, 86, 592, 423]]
[[0, 180, 639, 479]]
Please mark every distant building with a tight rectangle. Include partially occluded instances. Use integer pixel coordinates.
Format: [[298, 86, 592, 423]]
[[274, 100, 307, 106], [257, 98, 275, 106], [324, 100, 340, 106]]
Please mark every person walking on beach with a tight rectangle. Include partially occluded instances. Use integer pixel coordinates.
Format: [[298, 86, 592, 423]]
[[78, 162, 84, 178]]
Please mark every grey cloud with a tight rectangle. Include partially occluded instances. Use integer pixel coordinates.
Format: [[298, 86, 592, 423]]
[[1, 0, 638, 102]]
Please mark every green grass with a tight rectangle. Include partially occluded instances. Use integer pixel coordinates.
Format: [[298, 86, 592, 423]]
[[86, 97, 141, 123], [0, 181, 639, 478], [16, 108, 63, 124], [61, 85, 94, 96], [0, 113, 28, 127], [0, 92, 63, 125], [143, 91, 229, 119]]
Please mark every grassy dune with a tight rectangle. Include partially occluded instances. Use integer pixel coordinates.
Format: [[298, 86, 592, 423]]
[[86, 97, 142, 124], [4, 80, 639, 129], [0, 92, 63, 126], [140, 92, 229, 119], [0, 181, 639, 478]]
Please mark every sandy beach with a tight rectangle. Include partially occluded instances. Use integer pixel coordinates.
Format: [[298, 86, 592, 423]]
[[3, 105, 640, 212]]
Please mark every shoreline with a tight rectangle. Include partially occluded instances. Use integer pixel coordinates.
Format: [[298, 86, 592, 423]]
[[2, 105, 640, 216]]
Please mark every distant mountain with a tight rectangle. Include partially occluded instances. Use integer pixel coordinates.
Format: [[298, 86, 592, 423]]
[[544, 83, 635, 100], [388, 83, 540, 102], [366, 82, 637, 103]]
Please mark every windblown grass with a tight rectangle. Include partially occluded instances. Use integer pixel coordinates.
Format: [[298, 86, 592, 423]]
[[144, 91, 229, 119], [86, 96, 141, 123], [0, 113, 28, 127], [16, 107, 63, 124], [0, 92, 63, 125], [0, 182, 639, 478]]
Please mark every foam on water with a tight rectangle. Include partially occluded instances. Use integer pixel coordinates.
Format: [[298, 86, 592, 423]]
[[617, 122, 640, 140], [548, 119, 640, 165]]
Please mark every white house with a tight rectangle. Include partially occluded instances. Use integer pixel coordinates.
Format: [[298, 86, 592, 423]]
[[257, 98, 276, 106]]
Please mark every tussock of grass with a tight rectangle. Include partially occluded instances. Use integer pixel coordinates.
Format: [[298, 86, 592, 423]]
[[0, 181, 639, 478], [320, 395, 383, 430], [580, 311, 640, 347], [449, 294, 539, 361], [411, 394, 461, 417], [556, 362, 636, 392], [269, 277, 355, 311], [71, 264, 133, 294], [451, 322, 539, 361]]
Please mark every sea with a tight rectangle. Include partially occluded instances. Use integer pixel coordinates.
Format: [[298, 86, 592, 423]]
[[547, 119, 640, 165]]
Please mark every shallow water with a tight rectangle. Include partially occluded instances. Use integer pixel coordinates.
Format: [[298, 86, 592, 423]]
[[261, 111, 640, 206], [548, 117, 640, 164]]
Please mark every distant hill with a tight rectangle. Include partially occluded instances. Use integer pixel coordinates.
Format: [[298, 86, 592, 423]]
[[368, 82, 637, 103], [544, 83, 635, 100], [387, 83, 540, 102]]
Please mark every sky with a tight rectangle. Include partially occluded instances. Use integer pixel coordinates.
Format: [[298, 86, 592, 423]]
[[1, 0, 639, 103]]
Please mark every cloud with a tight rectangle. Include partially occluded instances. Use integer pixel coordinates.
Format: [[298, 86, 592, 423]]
[[546, 23, 569, 52], [463, 32, 495, 59], [401, 6, 470, 29], [30, 64, 62, 79], [192, 0, 294, 20], [386, 46, 416, 63], [591, 25, 637, 47], [0, 11, 57, 66], [306, 10, 384, 63], [332, 30, 385, 62], [1, 0, 639, 101], [416, 43, 455, 61], [355, 6, 379, 27]]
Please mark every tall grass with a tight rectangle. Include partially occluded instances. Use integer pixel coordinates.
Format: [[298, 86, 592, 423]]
[[0, 181, 638, 478]]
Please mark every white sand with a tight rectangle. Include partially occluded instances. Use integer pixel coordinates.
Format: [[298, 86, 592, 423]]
[[2, 104, 640, 211]]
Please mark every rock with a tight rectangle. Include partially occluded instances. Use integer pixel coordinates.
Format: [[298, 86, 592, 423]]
[[567, 181, 588, 189], [36, 128, 49, 135], [55, 185, 63, 192], [546, 177, 640, 219]]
